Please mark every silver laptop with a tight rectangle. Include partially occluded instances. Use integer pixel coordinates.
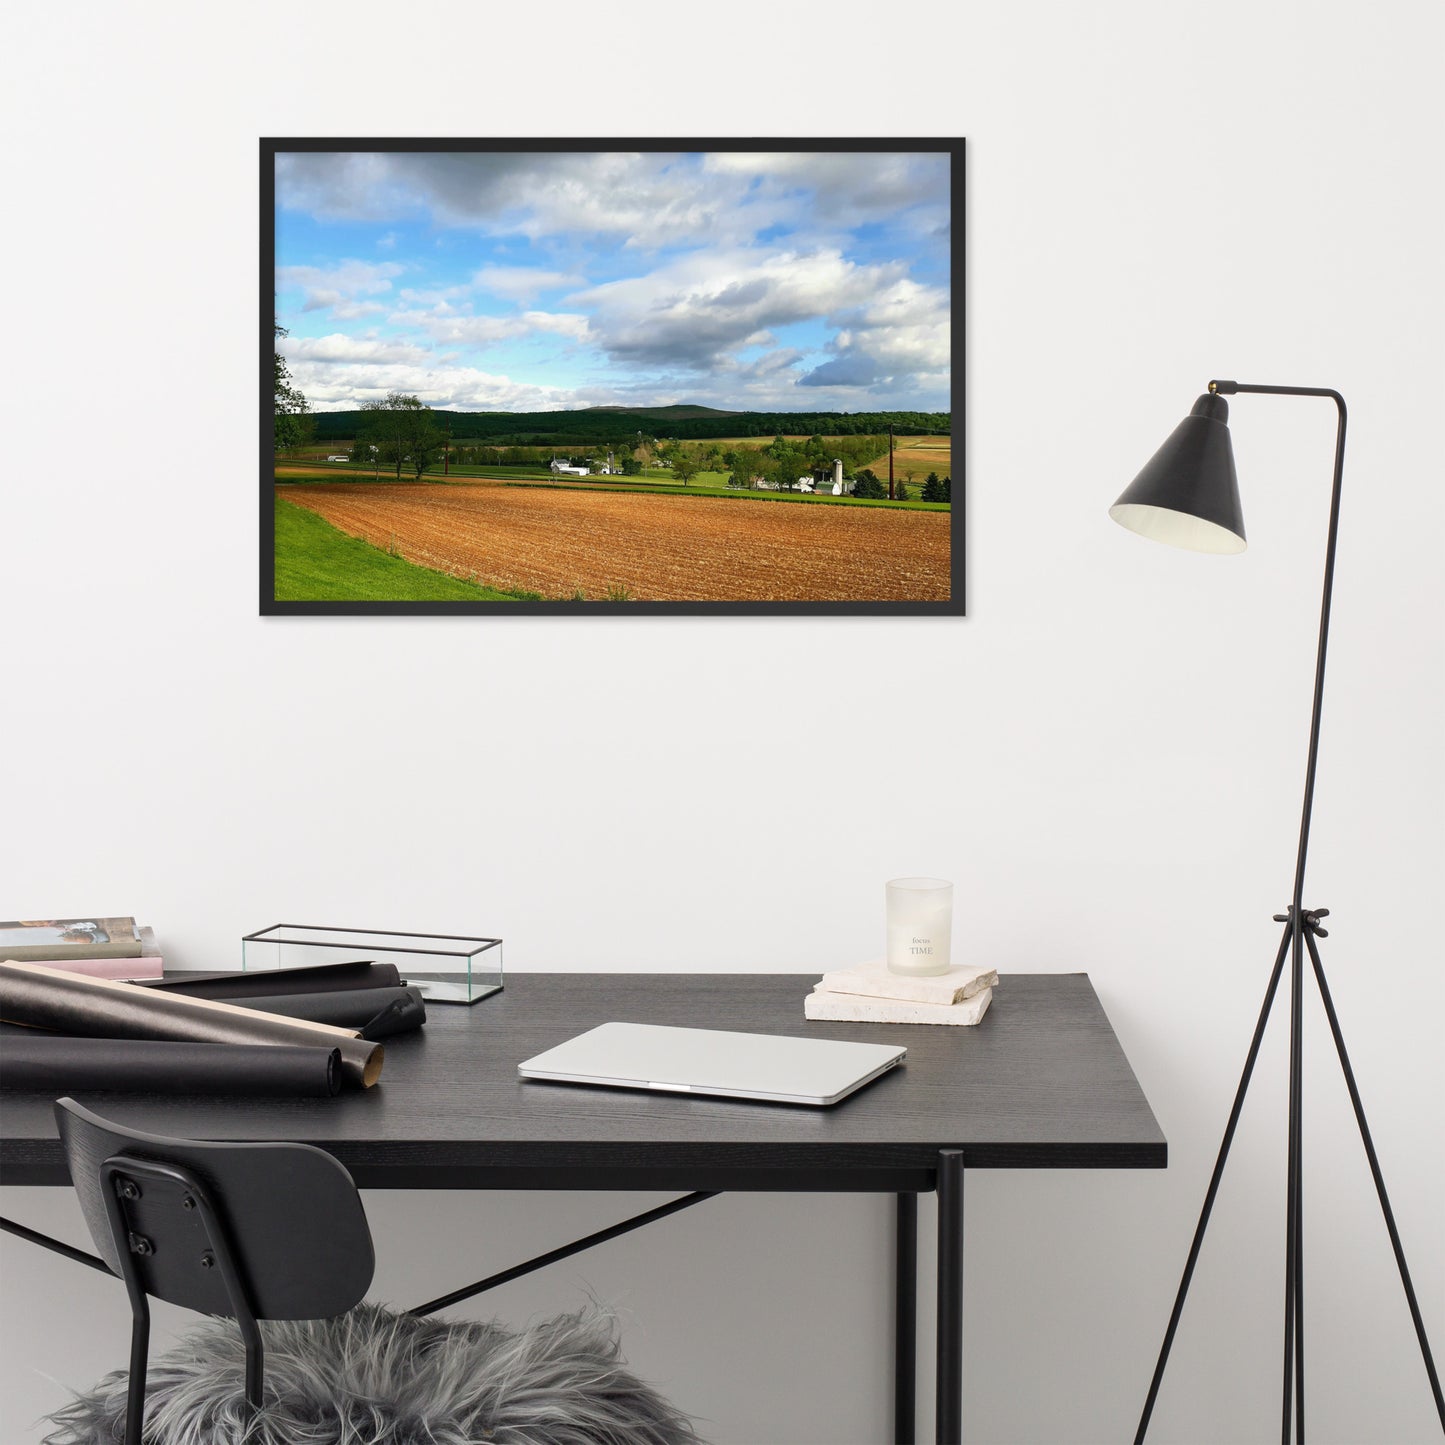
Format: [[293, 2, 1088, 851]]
[[517, 1022, 906, 1107]]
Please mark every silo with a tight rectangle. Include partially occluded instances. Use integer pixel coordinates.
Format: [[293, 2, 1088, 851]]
[[833, 459, 844, 490]]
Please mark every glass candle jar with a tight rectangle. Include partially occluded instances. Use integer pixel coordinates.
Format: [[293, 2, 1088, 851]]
[[886, 877, 954, 976]]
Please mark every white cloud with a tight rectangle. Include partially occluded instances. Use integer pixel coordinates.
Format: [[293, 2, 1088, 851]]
[[278, 152, 814, 247], [800, 275, 951, 389], [277, 151, 949, 250], [281, 333, 433, 366], [395, 286, 467, 310], [389, 306, 591, 349], [286, 357, 581, 413], [276, 259, 404, 315], [472, 265, 586, 302], [702, 151, 950, 226], [571, 247, 945, 380], [299, 294, 388, 320]]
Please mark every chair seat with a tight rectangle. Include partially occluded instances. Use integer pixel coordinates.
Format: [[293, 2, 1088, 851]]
[[43, 1302, 701, 1445]]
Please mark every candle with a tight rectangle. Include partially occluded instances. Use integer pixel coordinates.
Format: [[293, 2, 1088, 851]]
[[886, 878, 954, 977]]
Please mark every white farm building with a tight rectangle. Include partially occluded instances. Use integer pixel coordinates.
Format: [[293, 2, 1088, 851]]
[[549, 459, 590, 477]]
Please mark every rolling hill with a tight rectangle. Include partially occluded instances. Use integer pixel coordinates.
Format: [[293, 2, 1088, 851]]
[[579, 404, 742, 420]]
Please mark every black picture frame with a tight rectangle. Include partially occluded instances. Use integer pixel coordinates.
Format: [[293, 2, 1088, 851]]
[[262, 137, 963, 616]]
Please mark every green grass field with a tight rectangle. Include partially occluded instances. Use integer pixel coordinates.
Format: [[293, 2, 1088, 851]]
[[498, 478, 950, 511], [280, 459, 951, 505], [273, 496, 536, 601], [278, 467, 949, 512], [607, 469, 948, 506]]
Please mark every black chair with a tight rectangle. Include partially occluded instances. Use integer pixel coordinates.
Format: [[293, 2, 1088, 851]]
[[55, 1097, 375, 1445], [51, 1098, 700, 1445]]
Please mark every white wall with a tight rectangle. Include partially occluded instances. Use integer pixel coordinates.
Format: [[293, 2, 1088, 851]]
[[3, 3, 1441, 1440]]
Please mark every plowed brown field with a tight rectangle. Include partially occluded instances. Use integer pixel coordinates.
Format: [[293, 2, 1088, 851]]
[[279, 481, 950, 602]]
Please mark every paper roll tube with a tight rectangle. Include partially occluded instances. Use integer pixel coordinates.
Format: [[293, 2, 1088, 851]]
[[0, 961, 383, 1089], [140, 960, 403, 998], [0, 1034, 342, 1097]]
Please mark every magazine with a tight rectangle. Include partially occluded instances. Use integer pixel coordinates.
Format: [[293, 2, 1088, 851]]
[[0, 918, 142, 960]]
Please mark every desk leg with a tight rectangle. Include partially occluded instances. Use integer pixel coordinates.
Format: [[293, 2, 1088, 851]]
[[937, 1150, 965, 1445], [895, 1192, 917, 1444]]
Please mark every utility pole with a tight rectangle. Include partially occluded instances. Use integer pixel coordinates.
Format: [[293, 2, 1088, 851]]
[[444, 424, 451, 477], [888, 425, 895, 500]]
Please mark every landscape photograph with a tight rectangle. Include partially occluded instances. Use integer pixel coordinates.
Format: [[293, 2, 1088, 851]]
[[263, 141, 960, 614]]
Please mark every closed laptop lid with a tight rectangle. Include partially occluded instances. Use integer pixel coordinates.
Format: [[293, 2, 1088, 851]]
[[518, 1022, 905, 1106]]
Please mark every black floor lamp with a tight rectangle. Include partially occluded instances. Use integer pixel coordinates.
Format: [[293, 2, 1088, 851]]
[[1110, 381, 1445, 1443]]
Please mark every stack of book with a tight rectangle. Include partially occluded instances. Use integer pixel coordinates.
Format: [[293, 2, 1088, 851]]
[[0, 917, 162, 980], [804, 959, 997, 1025]]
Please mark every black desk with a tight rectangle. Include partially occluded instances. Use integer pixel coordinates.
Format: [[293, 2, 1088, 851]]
[[0, 973, 1165, 1443]]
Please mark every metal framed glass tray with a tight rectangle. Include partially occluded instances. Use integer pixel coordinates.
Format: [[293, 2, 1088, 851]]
[[242, 925, 502, 1004]]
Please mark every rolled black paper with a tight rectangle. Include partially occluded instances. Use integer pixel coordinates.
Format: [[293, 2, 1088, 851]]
[[140, 960, 403, 998], [0, 1035, 341, 1097], [227, 986, 425, 1037], [360, 1000, 412, 1042], [0, 962, 384, 1089]]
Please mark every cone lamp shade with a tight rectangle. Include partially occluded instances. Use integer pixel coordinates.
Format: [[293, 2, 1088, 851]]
[[1110, 392, 1247, 554]]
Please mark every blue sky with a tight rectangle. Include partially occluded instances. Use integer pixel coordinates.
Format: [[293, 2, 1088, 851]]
[[275, 150, 951, 414]]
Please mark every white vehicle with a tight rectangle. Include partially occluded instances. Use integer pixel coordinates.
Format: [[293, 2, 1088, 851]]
[[326, 454, 349, 462]]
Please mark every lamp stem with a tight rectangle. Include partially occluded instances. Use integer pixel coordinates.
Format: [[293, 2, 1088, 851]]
[[1271, 393, 1345, 1437], [1288, 392, 1348, 912], [1221, 384, 1347, 1443], [1207, 382, 1348, 911]]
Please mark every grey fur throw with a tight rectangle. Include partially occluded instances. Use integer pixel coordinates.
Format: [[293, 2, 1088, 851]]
[[42, 1302, 703, 1445]]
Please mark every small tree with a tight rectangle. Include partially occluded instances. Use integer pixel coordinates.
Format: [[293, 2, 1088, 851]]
[[942, 475, 952, 502], [726, 447, 762, 486], [409, 421, 445, 480], [922, 472, 945, 503], [852, 469, 887, 500], [357, 393, 441, 481], [621, 456, 642, 475], [672, 453, 699, 486], [895, 479, 911, 502], [769, 453, 799, 492], [273, 320, 310, 454]]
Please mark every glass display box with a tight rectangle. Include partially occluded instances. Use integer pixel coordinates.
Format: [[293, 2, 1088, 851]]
[[241, 925, 502, 1004]]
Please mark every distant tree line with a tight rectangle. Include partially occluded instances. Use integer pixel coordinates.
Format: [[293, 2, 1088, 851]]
[[290, 389, 955, 503], [311, 407, 949, 445]]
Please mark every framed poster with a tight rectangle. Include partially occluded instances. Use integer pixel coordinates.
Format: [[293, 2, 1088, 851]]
[[262, 138, 962, 615]]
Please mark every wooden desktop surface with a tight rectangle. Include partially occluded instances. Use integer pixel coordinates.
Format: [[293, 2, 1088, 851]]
[[0, 973, 1165, 1190]]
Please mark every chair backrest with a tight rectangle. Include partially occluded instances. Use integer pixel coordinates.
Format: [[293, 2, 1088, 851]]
[[55, 1098, 374, 1321]]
